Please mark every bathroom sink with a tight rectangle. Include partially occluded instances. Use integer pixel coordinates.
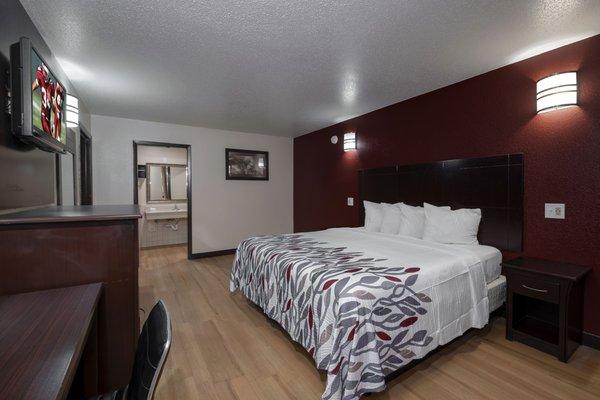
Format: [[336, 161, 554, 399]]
[[145, 205, 188, 220]]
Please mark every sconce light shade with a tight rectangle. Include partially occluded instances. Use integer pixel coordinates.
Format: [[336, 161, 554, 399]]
[[66, 94, 79, 127], [343, 132, 356, 151], [536, 72, 577, 113]]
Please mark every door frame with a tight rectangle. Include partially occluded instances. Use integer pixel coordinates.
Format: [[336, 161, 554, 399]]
[[80, 127, 93, 205], [133, 140, 192, 259], [55, 153, 63, 205]]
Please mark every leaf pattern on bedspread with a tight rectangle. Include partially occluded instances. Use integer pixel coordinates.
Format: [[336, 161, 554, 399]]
[[229, 234, 434, 400]]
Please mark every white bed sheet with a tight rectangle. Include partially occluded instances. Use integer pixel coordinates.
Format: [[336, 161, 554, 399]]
[[355, 228, 502, 284], [452, 243, 502, 284]]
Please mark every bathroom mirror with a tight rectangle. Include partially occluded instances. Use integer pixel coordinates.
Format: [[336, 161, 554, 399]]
[[146, 163, 188, 202]]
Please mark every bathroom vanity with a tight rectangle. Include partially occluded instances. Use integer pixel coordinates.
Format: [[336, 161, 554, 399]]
[[139, 161, 189, 248]]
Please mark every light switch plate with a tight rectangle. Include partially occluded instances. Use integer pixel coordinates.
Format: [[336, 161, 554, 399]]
[[545, 203, 565, 219], [347, 197, 354, 206]]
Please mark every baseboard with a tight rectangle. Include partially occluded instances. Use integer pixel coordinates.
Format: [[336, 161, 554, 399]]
[[141, 243, 186, 250], [190, 248, 236, 259], [582, 331, 600, 350]]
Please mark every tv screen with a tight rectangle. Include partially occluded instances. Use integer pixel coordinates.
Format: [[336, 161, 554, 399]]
[[30, 48, 66, 147], [10, 37, 67, 153]]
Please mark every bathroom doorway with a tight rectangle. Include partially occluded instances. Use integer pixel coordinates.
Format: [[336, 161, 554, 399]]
[[133, 141, 192, 259]]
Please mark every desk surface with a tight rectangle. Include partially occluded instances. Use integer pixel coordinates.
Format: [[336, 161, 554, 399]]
[[0, 205, 141, 225], [0, 284, 102, 400]]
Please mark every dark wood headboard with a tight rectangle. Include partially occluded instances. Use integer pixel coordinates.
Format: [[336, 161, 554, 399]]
[[358, 154, 523, 251]]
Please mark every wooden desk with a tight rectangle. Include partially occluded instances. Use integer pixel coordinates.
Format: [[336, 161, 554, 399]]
[[0, 205, 141, 392], [0, 284, 102, 399]]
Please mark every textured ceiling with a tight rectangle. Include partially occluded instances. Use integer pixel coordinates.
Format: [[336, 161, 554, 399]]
[[20, 0, 600, 137]]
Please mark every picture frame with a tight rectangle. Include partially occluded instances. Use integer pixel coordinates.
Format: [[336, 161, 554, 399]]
[[225, 148, 269, 181]]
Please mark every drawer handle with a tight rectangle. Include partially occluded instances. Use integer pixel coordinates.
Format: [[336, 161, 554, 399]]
[[522, 284, 548, 293]]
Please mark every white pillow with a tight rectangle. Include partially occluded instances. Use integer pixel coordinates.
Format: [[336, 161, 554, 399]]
[[398, 203, 450, 238], [364, 201, 384, 232], [422, 203, 482, 244], [380, 203, 404, 234]]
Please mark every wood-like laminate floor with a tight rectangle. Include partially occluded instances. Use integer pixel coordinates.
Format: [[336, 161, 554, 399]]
[[139, 245, 600, 399]]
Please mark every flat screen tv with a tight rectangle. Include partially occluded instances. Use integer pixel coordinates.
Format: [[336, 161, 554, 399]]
[[10, 37, 67, 153]]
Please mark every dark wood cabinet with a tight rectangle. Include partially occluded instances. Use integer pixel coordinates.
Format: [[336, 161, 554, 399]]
[[0, 205, 141, 393], [504, 257, 590, 362]]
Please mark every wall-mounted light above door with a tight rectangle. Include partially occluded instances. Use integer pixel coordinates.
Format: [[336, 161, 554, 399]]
[[344, 132, 356, 151], [536, 72, 577, 113], [66, 94, 79, 127]]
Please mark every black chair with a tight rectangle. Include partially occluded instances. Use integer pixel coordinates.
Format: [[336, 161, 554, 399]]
[[91, 300, 172, 400]]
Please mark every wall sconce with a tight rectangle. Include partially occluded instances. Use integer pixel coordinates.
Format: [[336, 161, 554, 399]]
[[343, 132, 356, 151], [536, 72, 577, 113], [66, 94, 79, 127]]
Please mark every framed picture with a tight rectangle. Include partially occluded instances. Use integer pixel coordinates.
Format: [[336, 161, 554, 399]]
[[225, 148, 269, 180]]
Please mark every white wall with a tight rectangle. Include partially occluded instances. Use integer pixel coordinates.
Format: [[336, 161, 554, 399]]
[[138, 145, 187, 164], [59, 152, 75, 205], [91, 114, 293, 253]]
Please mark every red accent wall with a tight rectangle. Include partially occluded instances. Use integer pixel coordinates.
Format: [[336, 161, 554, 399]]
[[294, 35, 600, 335]]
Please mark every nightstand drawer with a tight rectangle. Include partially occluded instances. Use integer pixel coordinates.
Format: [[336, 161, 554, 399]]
[[511, 274, 559, 303]]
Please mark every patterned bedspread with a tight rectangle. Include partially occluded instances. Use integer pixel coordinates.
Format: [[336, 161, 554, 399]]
[[230, 228, 489, 400]]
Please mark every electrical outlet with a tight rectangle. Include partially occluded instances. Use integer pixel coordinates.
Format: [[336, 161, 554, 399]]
[[347, 197, 354, 206], [545, 203, 565, 219]]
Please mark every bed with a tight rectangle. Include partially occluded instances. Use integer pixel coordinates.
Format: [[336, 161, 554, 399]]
[[230, 154, 522, 400]]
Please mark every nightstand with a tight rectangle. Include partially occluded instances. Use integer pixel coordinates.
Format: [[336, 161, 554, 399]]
[[503, 257, 591, 362]]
